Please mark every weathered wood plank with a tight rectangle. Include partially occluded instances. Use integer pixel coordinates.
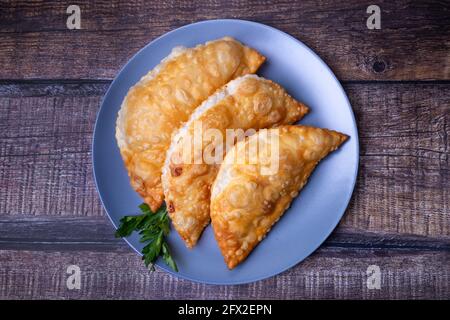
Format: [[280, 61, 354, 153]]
[[0, 93, 103, 217], [342, 83, 450, 237], [1, 82, 448, 237], [0, 248, 448, 299], [0, 0, 449, 80]]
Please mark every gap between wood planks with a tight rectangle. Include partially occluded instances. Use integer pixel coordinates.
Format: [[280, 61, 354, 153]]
[[0, 215, 449, 252], [1, 79, 450, 97]]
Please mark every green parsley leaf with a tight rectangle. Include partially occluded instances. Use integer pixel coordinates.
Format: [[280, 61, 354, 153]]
[[162, 242, 178, 272], [115, 203, 178, 272]]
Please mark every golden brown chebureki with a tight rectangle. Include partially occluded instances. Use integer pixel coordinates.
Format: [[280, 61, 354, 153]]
[[162, 75, 308, 248], [116, 37, 265, 211], [210, 126, 347, 269]]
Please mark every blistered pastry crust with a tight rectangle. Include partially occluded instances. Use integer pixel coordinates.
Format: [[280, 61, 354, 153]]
[[115, 37, 265, 211], [210, 126, 347, 269], [162, 76, 309, 248]]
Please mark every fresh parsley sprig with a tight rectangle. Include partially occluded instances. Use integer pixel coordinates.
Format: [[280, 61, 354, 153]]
[[115, 203, 178, 272]]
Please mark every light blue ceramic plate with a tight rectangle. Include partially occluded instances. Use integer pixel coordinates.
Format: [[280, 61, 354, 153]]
[[93, 19, 359, 285]]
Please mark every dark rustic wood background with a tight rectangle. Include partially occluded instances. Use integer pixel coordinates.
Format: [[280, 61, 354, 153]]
[[0, 0, 449, 299]]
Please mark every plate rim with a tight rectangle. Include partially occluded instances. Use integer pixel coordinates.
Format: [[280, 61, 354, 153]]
[[92, 18, 360, 285]]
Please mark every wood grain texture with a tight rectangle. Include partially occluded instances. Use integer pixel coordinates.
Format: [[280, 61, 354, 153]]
[[0, 0, 449, 80], [0, 248, 448, 299], [343, 83, 450, 237], [1, 82, 448, 236], [0, 91, 103, 217], [0, 0, 449, 299]]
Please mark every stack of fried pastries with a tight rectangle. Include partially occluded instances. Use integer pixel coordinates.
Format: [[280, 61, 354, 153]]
[[116, 37, 347, 268]]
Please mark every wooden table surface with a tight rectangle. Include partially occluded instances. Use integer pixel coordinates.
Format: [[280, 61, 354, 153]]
[[0, 0, 449, 299]]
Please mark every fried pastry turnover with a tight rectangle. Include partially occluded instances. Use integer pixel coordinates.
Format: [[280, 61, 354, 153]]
[[210, 125, 347, 269], [116, 37, 265, 211], [162, 75, 308, 248]]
